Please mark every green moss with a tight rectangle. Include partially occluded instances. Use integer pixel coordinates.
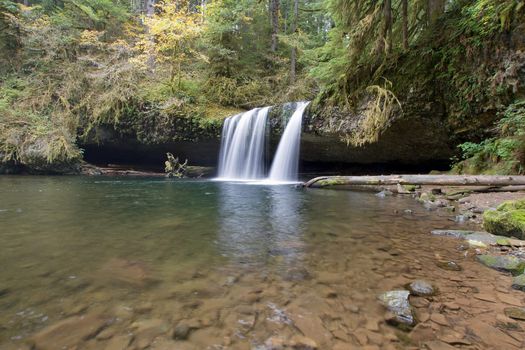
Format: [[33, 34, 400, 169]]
[[476, 254, 525, 275], [497, 199, 525, 211], [496, 237, 511, 246], [317, 178, 347, 187], [484, 207, 525, 240], [403, 185, 417, 192], [418, 192, 436, 203]]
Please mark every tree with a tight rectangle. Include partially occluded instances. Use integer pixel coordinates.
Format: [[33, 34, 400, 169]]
[[270, 0, 279, 52], [136, 0, 202, 91], [290, 0, 298, 83], [402, 0, 408, 50]]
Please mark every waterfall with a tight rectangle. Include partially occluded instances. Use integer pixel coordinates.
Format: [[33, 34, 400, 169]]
[[217, 107, 270, 180], [268, 101, 309, 182], [216, 101, 309, 183]]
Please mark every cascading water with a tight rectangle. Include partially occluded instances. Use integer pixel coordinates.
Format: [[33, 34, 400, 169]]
[[268, 101, 309, 182], [216, 101, 309, 183], [217, 107, 270, 180]]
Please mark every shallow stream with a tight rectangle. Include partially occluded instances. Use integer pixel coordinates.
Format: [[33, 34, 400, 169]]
[[0, 177, 523, 349]]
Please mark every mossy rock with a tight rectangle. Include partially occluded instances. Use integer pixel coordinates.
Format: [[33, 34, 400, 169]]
[[401, 184, 417, 192], [483, 209, 525, 240], [497, 199, 525, 212], [476, 254, 525, 276], [512, 274, 525, 292]]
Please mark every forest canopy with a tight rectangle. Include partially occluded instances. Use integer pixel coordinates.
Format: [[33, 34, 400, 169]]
[[0, 0, 524, 173]]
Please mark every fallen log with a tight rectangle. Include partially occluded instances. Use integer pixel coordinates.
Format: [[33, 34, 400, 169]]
[[303, 175, 525, 188]]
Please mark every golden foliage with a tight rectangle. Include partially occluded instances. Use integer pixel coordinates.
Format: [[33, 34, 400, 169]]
[[342, 79, 402, 146]]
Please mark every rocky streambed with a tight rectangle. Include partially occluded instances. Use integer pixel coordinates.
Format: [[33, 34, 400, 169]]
[[1, 178, 525, 350]]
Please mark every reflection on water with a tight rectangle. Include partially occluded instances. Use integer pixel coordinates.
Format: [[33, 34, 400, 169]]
[[1, 176, 503, 349], [217, 183, 306, 268]]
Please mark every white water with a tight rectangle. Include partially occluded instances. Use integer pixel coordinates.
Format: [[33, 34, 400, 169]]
[[216, 107, 270, 180], [268, 101, 309, 182], [216, 102, 309, 183]]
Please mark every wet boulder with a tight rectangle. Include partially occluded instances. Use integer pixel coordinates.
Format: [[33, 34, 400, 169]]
[[476, 254, 525, 276], [378, 290, 416, 329], [483, 200, 525, 240], [405, 280, 437, 297]]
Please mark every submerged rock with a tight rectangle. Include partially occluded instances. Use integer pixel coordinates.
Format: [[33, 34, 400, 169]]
[[512, 274, 525, 291], [436, 260, 462, 271], [406, 280, 437, 297], [378, 290, 416, 329], [289, 335, 318, 350], [430, 230, 486, 239], [30, 313, 110, 350], [504, 307, 525, 320], [131, 318, 169, 349], [283, 267, 312, 282], [98, 258, 158, 288], [376, 190, 393, 198], [172, 320, 200, 340], [476, 254, 525, 276]]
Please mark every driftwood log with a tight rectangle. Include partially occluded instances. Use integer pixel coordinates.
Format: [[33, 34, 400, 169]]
[[303, 175, 525, 189]]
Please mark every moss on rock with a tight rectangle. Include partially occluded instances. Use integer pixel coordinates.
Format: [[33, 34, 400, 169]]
[[476, 254, 525, 276], [512, 274, 525, 292], [483, 204, 525, 240], [497, 199, 525, 212]]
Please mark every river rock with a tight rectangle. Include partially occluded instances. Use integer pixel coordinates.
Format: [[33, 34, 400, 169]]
[[511, 274, 525, 291], [287, 307, 331, 346], [476, 254, 525, 275], [406, 280, 437, 296], [289, 335, 318, 350], [283, 267, 312, 282], [504, 307, 525, 320], [378, 290, 416, 329], [431, 230, 480, 239], [172, 320, 200, 340], [30, 313, 110, 350], [376, 190, 393, 198], [423, 340, 457, 350], [99, 258, 158, 288], [483, 200, 525, 240], [104, 334, 133, 350], [131, 319, 169, 349], [436, 260, 462, 271]]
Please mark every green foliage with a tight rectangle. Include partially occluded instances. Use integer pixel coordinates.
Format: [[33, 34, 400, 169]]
[[1, 0, 524, 174], [454, 99, 525, 174]]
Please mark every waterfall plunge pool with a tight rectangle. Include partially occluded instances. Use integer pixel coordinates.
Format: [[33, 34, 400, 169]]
[[0, 176, 515, 349]]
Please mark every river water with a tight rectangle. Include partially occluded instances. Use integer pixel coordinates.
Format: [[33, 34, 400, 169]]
[[0, 176, 523, 349]]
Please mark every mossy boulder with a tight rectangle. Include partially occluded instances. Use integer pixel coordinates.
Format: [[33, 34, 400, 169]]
[[476, 254, 525, 276], [483, 207, 525, 240], [497, 199, 525, 212]]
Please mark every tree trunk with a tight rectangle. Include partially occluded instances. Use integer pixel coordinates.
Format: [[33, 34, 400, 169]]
[[146, 0, 156, 69], [146, 0, 155, 17], [402, 0, 408, 50], [290, 0, 298, 84], [384, 0, 392, 54], [427, 0, 446, 25], [304, 175, 525, 188], [270, 0, 279, 52]]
